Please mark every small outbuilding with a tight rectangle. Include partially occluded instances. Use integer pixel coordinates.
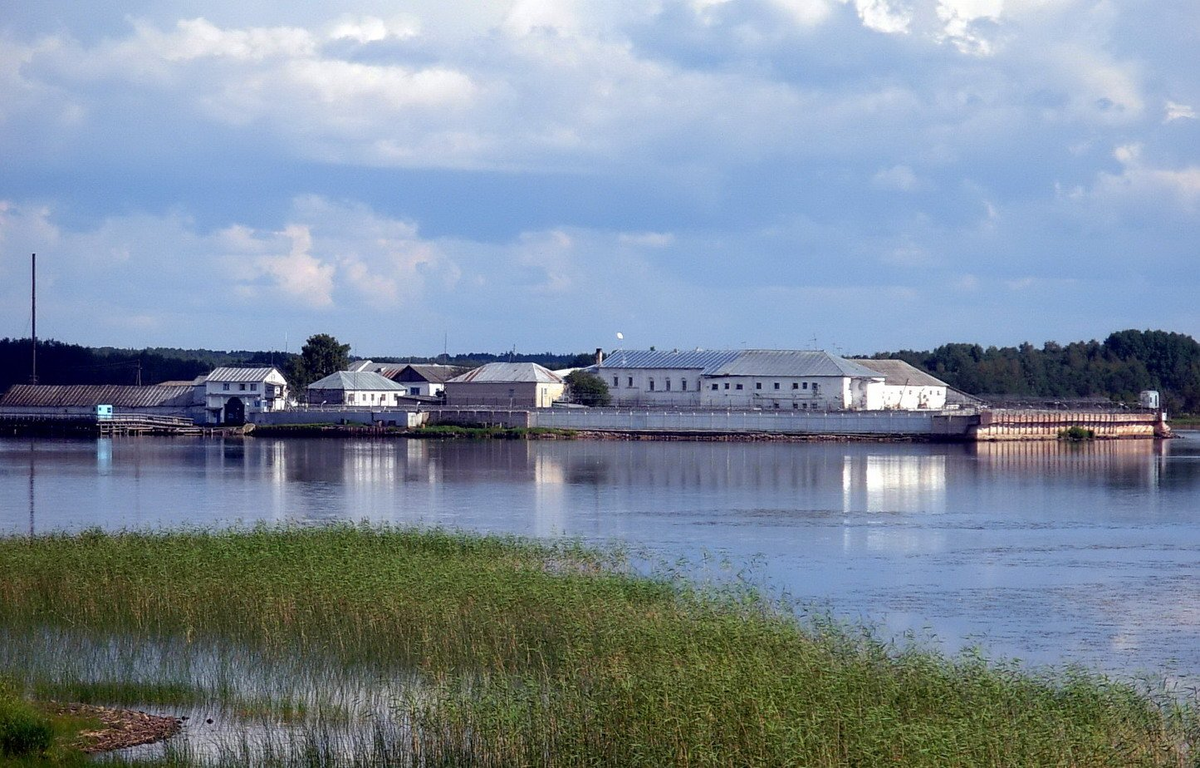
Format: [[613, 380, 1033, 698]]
[[444, 363, 565, 408], [306, 371, 407, 407], [204, 367, 290, 425], [850, 359, 949, 410]]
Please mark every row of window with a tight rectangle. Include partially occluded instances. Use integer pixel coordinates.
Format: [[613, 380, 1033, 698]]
[[610, 376, 820, 394], [346, 392, 402, 404], [221, 382, 260, 392]]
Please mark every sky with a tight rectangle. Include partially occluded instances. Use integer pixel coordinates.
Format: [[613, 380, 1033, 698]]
[[0, 0, 1197, 358]]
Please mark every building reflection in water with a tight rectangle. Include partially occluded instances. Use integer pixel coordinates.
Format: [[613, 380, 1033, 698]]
[[969, 439, 1170, 492], [841, 454, 947, 555]]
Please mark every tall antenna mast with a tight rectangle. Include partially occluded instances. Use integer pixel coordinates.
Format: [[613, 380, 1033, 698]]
[[29, 253, 38, 385]]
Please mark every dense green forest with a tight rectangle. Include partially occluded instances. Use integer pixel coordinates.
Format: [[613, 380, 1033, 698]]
[[0, 339, 295, 391], [0, 338, 595, 393], [876, 329, 1200, 413], [4, 330, 1197, 412]]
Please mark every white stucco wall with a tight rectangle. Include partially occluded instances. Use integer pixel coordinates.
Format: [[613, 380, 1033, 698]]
[[879, 385, 947, 410], [604, 367, 705, 406]]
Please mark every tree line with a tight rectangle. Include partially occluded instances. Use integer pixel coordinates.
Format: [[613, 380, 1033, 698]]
[[875, 329, 1200, 413], [5, 329, 1198, 412]]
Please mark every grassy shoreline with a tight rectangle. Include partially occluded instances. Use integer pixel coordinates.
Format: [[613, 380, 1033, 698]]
[[0, 525, 1195, 766]]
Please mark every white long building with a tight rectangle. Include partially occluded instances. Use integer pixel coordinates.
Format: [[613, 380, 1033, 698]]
[[596, 349, 945, 410]]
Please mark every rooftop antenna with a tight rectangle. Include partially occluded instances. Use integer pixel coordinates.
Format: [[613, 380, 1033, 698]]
[[29, 253, 37, 384], [809, 335, 819, 351]]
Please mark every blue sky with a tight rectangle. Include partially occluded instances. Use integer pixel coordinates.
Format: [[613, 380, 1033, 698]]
[[1, 0, 1197, 358]]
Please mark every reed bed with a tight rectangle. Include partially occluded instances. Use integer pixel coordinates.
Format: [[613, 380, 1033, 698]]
[[0, 525, 1194, 767]]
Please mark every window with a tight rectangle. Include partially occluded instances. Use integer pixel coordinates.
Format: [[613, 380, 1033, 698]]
[[649, 378, 655, 391], [239, 383, 247, 391], [348, 394, 355, 403], [755, 382, 762, 390], [410, 387, 420, 396], [813, 383, 820, 393], [222, 383, 230, 391], [627, 377, 633, 387], [711, 384, 719, 391], [681, 379, 687, 391], [803, 382, 809, 390], [793, 402, 799, 409], [724, 383, 730, 390], [613, 376, 619, 387], [774, 382, 780, 390], [736, 384, 743, 390], [250, 383, 258, 392], [792, 382, 799, 390], [665, 378, 671, 391]]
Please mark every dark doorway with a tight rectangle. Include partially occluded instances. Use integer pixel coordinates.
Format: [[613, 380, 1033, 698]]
[[224, 397, 246, 425]]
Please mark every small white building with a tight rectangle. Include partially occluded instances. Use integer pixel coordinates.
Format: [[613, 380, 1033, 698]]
[[386, 365, 463, 398], [850, 359, 949, 410], [444, 363, 566, 408], [597, 349, 888, 410], [307, 371, 407, 407], [205, 367, 290, 424]]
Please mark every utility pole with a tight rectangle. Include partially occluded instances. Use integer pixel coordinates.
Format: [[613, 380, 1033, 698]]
[[29, 253, 37, 385]]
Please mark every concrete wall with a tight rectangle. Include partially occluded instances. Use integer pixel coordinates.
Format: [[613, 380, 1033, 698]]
[[254, 409, 427, 428], [972, 410, 1167, 440]]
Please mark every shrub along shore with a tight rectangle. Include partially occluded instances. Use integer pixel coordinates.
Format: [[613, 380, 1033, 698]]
[[0, 525, 1195, 766]]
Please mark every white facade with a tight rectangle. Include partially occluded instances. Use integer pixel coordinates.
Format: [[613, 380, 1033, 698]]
[[597, 350, 889, 410], [204, 367, 290, 424], [850, 359, 949, 410], [306, 371, 407, 407]]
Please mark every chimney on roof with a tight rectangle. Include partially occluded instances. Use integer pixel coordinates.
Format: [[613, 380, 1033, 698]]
[[595, 348, 604, 365]]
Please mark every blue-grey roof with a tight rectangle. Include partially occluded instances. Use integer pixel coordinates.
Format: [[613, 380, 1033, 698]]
[[599, 349, 883, 379], [307, 371, 405, 391], [450, 363, 563, 384], [598, 349, 739, 373], [207, 366, 283, 383]]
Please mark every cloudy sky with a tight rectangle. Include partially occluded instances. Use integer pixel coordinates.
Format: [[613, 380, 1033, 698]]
[[1, 0, 1197, 357]]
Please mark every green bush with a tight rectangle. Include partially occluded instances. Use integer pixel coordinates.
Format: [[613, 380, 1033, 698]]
[[0, 681, 53, 758], [1058, 426, 1096, 441]]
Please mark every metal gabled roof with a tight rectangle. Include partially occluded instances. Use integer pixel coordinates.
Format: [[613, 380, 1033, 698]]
[[597, 349, 740, 373], [449, 362, 563, 384], [307, 371, 405, 391], [599, 349, 883, 379], [206, 366, 283, 383], [850, 359, 948, 388], [0, 384, 199, 408], [712, 350, 883, 379], [393, 364, 463, 383]]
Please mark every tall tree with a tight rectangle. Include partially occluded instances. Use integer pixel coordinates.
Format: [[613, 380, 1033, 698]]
[[564, 370, 611, 407], [290, 334, 351, 396]]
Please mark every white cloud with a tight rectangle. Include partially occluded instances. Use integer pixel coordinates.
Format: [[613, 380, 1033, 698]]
[[849, 0, 912, 35], [871, 164, 924, 191], [327, 15, 420, 43], [1165, 101, 1196, 122]]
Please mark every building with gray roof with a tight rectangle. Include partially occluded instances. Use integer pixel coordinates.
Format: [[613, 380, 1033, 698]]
[[204, 366, 289, 424], [445, 363, 565, 408], [597, 349, 892, 410], [850, 359, 951, 410], [307, 371, 406, 407]]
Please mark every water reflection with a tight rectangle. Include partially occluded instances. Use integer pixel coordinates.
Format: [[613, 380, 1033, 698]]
[[5, 435, 1200, 676]]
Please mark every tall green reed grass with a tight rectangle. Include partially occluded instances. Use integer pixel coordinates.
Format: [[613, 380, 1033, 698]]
[[0, 525, 1195, 767]]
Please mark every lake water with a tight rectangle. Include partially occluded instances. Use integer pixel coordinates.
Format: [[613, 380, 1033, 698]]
[[4, 434, 1200, 680]]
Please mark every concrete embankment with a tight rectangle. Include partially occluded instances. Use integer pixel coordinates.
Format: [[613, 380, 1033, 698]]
[[421, 407, 1168, 441]]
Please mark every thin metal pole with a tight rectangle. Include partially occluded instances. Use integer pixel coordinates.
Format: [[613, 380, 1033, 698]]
[[30, 253, 37, 384]]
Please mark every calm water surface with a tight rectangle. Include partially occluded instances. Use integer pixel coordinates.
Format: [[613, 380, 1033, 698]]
[[4, 434, 1200, 679]]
